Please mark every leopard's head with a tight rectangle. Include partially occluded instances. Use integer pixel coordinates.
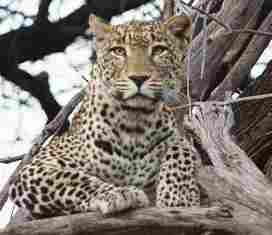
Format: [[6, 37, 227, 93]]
[[89, 14, 191, 110]]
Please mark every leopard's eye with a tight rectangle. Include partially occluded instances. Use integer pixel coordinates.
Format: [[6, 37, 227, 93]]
[[110, 47, 126, 57], [152, 45, 168, 56]]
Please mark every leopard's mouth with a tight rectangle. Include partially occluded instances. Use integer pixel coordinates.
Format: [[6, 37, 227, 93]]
[[126, 93, 155, 100], [120, 94, 158, 113], [123, 88, 162, 101]]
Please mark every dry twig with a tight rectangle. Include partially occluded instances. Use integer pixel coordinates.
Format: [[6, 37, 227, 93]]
[[181, 1, 230, 30], [167, 92, 272, 111], [181, 1, 272, 38], [0, 155, 25, 164], [188, 0, 195, 6]]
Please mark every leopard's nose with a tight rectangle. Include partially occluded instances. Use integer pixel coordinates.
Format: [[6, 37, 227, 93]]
[[129, 75, 149, 88]]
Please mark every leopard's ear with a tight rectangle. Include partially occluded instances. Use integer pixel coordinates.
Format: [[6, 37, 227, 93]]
[[88, 15, 111, 44], [164, 15, 192, 43]]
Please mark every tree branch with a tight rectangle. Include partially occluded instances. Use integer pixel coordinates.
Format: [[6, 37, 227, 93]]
[[4, 70, 62, 122], [233, 60, 272, 169], [35, 0, 52, 25], [210, 10, 272, 100], [189, 0, 265, 100], [1, 206, 238, 235], [181, 0, 230, 30], [166, 92, 272, 112], [161, 0, 174, 21], [184, 103, 272, 235], [0, 155, 25, 164]]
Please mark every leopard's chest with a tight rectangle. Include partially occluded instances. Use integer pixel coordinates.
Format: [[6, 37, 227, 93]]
[[81, 111, 171, 187], [77, 81, 174, 188], [86, 129, 167, 188]]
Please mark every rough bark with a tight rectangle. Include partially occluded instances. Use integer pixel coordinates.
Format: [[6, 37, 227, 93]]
[[209, 11, 272, 100], [185, 104, 272, 211], [192, 0, 224, 37], [185, 103, 272, 235], [234, 61, 272, 171], [188, 0, 272, 175], [189, 0, 266, 101], [1, 207, 237, 235]]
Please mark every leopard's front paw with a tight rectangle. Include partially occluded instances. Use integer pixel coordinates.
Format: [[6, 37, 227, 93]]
[[89, 186, 149, 215]]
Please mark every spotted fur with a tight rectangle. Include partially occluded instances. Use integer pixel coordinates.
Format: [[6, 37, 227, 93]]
[[9, 15, 200, 216]]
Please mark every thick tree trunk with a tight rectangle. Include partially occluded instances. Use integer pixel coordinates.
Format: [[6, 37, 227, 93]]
[[234, 61, 272, 172], [185, 104, 272, 235], [190, 0, 265, 101], [187, 0, 272, 173]]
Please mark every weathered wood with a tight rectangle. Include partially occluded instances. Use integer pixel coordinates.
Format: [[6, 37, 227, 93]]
[[190, 0, 264, 100], [234, 61, 272, 173], [265, 154, 272, 182], [210, 11, 272, 100], [184, 103, 272, 235], [161, 0, 174, 21], [0, 206, 239, 235], [199, 167, 272, 235], [184, 0, 272, 168]]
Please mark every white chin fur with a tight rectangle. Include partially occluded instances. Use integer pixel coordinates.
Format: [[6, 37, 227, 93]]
[[123, 96, 157, 109]]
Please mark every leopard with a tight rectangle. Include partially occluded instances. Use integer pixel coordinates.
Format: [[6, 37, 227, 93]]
[[9, 14, 200, 217]]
